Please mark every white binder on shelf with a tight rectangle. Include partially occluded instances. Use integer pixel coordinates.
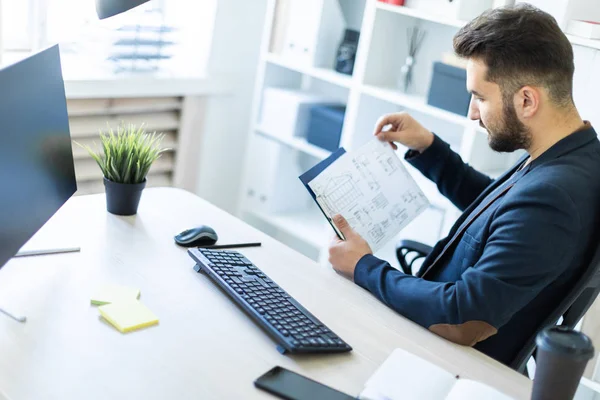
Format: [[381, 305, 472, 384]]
[[269, 0, 292, 55], [282, 0, 345, 68]]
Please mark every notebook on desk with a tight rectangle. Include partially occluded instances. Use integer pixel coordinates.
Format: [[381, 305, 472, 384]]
[[359, 348, 514, 400], [299, 138, 429, 252]]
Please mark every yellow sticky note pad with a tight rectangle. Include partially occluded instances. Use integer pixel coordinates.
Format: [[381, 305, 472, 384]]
[[91, 284, 141, 305], [98, 300, 159, 333]]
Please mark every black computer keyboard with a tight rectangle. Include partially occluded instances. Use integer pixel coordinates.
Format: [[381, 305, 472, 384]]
[[188, 248, 352, 354]]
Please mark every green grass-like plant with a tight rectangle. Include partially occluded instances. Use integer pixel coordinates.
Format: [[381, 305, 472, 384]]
[[76, 123, 167, 184]]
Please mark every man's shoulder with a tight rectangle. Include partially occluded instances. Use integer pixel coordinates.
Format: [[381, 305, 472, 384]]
[[523, 148, 600, 192], [506, 148, 600, 211]]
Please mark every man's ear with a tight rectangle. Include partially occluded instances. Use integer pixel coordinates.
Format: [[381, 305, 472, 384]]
[[515, 85, 540, 119]]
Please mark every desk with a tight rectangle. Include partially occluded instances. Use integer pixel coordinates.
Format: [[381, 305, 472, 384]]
[[0, 188, 532, 399]]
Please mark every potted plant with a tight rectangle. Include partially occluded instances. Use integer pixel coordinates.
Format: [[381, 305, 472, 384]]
[[76, 123, 167, 216]]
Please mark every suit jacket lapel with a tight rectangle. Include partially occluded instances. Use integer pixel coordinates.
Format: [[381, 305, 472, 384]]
[[416, 155, 527, 279], [419, 182, 516, 279]]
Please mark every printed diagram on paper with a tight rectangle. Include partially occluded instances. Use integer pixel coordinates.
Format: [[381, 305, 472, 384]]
[[308, 139, 429, 252]]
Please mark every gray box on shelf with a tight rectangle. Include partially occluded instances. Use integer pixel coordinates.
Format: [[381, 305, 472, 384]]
[[427, 62, 470, 117], [306, 105, 345, 152]]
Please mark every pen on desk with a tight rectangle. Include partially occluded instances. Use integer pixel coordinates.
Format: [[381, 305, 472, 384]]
[[14, 247, 81, 257], [198, 242, 262, 250], [0, 307, 27, 323]]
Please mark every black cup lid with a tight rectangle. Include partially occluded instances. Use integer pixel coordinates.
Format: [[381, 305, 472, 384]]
[[536, 326, 595, 360]]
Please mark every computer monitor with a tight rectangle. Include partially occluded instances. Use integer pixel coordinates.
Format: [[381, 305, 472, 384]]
[[0, 45, 77, 270]]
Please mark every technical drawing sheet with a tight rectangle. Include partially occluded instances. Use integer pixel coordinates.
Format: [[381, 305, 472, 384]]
[[307, 139, 429, 252]]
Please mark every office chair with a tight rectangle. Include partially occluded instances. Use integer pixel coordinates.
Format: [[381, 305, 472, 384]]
[[395, 237, 600, 373], [396, 239, 432, 275]]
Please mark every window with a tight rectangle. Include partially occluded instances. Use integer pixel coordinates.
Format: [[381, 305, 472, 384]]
[[1, 0, 217, 78], [2, 0, 36, 51]]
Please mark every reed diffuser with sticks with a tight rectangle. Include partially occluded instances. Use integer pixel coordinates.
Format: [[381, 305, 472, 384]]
[[399, 26, 426, 92]]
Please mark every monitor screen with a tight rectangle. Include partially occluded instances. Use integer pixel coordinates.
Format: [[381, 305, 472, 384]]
[[0, 45, 77, 269]]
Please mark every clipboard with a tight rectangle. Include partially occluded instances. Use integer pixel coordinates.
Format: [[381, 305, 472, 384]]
[[299, 148, 347, 241]]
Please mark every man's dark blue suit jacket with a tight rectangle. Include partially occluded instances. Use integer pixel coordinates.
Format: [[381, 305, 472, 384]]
[[354, 124, 600, 366]]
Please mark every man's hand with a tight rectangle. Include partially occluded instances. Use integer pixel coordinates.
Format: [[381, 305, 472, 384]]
[[373, 112, 434, 153], [328, 214, 373, 281]]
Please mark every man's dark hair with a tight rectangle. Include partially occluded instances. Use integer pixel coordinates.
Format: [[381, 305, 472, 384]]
[[453, 4, 574, 108]]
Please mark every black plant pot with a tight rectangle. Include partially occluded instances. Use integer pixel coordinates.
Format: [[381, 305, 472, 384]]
[[103, 177, 146, 216]]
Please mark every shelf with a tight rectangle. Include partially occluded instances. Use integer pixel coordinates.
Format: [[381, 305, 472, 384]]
[[567, 35, 600, 51], [375, 2, 466, 29], [255, 126, 332, 160], [361, 84, 469, 126], [264, 53, 353, 89], [245, 208, 329, 250]]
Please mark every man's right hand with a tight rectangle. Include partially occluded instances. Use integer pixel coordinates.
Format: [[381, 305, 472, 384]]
[[373, 112, 434, 153]]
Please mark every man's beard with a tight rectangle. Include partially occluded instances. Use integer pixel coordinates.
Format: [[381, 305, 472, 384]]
[[480, 99, 532, 153]]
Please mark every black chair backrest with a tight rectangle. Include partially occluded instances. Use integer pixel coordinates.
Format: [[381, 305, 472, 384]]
[[511, 239, 600, 372]]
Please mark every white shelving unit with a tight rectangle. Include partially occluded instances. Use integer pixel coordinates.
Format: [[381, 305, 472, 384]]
[[238, 0, 600, 265]]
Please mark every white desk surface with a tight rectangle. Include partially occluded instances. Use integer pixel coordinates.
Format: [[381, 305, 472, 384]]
[[0, 188, 532, 400]]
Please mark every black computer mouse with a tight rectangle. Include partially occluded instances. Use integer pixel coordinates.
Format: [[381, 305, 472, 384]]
[[174, 225, 218, 247]]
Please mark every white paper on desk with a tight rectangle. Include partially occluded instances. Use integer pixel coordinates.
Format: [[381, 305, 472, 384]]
[[308, 139, 429, 252], [359, 348, 515, 400], [445, 379, 514, 400], [360, 348, 456, 400]]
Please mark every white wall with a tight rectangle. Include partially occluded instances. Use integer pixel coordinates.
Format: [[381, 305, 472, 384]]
[[195, 0, 268, 213]]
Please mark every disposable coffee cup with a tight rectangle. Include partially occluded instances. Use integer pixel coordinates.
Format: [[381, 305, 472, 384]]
[[531, 326, 594, 400]]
